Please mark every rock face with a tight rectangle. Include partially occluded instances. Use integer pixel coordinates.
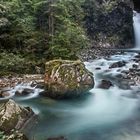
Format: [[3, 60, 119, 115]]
[[83, 0, 134, 49], [0, 100, 34, 132], [44, 60, 94, 99], [133, 0, 140, 12]]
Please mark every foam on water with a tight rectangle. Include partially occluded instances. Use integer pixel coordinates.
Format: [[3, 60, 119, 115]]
[[5, 52, 140, 140], [9, 83, 44, 101]]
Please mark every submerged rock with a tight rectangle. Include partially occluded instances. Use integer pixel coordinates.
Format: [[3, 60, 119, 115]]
[[47, 136, 67, 140], [98, 80, 113, 89], [109, 61, 126, 69], [15, 88, 34, 96], [0, 100, 34, 132], [44, 60, 94, 99]]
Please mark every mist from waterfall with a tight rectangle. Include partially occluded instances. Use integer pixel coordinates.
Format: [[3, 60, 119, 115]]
[[133, 11, 140, 49]]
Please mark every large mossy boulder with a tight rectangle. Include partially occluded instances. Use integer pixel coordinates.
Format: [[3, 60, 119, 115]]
[[0, 100, 34, 132], [44, 60, 94, 99]]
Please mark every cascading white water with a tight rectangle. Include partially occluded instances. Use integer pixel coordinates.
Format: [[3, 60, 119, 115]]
[[133, 11, 140, 49]]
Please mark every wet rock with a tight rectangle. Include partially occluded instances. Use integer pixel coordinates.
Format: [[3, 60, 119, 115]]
[[121, 70, 129, 74], [0, 88, 11, 98], [30, 79, 44, 89], [109, 61, 126, 69], [129, 68, 135, 72], [0, 74, 44, 89], [115, 74, 123, 79], [15, 88, 34, 96], [22, 88, 34, 94], [135, 54, 140, 59], [44, 60, 94, 99], [118, 80, 131, 90], [0, 91, 10, 98], [47, 136, 67, 140], [5, 130, 28, 140], [0, 100, 34, 132], [95, 67, 101, 70], [98, 80, 113, 89], [35, 84, 45, 89], [132, 64, 139, 69]]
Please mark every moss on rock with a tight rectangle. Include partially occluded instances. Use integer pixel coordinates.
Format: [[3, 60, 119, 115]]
[[44, 59, 94, 99], [0, 100, 34, 132]]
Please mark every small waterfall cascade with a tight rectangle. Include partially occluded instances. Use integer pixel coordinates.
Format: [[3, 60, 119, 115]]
[[133, 11, 140, 49]]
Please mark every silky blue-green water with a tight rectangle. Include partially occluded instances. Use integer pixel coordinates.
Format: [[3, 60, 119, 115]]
[[11, 52, 140, 140]]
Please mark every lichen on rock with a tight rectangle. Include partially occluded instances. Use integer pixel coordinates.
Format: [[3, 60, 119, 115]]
[[44, 59, 94, 99], [0, 100, 34, 132]]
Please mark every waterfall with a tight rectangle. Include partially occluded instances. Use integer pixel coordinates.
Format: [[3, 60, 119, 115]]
[[133, 11, 140, 49]]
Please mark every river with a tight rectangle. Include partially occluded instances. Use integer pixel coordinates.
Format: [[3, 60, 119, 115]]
[[2, 10, 140, 140], [7, 50, 140, 140]]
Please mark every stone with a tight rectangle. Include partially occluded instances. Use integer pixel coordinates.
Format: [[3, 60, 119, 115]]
[[0, 100, 34, 132], [132, 64, 139, 69], [109, 61, 126, 69], [5, 130, 28, 140], [135, 54, 140, 59], [44, 60, 94, 99], [47, 136, 67, 140], [15, 88, 34, 96], [0, 92, 10, 98], [95, 67, 101, 70], [98, 80, 113, 89]]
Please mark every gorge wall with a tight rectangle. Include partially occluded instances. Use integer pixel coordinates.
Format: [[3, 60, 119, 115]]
[[133, 0, 140, 12], [83, 0, 134, 49]]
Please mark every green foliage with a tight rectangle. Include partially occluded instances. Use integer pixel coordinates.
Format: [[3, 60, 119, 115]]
[[0, 0, 90, 75], [34, 0, 89, 59], [0, 52, 42, 75], [0, 131, 5, 140]]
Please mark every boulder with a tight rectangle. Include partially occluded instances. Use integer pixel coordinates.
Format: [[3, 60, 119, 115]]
[[0, 100, 34, 132], [132, 64, 139, 69], [109, 61, 126, 69], [44, 60, 94, 99], [98, 80, 113, 89], [95, 67, 101, 70], [15, 88, 34, 96]]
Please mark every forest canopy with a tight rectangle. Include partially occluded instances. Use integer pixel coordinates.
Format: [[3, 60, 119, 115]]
[[0, 0, 133, 75]]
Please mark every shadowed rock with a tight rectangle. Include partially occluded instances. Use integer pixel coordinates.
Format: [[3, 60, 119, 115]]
[[98, 80, 113, 89], [47, 136, 67, 140], [109, 61, 126, 69]]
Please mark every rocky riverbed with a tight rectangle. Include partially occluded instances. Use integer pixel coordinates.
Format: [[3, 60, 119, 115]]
[[1, 50, 140, 140]]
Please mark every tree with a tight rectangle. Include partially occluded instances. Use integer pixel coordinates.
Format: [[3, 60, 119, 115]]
[[35, 0, 89, 59]]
